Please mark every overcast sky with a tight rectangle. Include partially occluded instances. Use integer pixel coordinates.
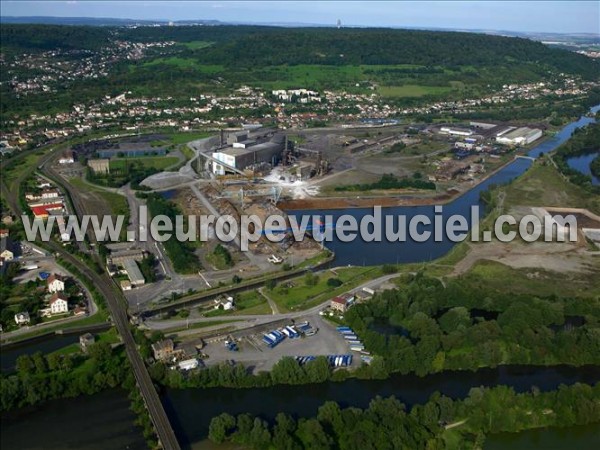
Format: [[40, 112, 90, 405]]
[[2, 1, 599, 34]]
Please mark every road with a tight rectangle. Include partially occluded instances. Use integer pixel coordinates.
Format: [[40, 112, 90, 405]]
[[2, 145, 181, 450], [144, 273, 401, 332], [47, 243, 181, 450]]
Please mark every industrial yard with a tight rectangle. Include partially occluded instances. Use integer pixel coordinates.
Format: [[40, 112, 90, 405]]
[[173, 314, 362, 373]]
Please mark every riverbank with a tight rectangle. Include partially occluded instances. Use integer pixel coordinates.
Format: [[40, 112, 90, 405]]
[[163, 365, 600, 446], [280, 158, 514, 211]]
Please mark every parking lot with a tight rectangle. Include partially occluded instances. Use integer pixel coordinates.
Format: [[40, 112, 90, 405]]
[[199, 314, 356, 372]]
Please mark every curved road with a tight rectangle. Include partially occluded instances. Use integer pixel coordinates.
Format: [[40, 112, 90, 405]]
[[2, 145, 181, 450]]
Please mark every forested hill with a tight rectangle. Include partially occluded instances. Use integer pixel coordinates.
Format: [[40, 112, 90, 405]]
[[194, 28, 600, 78], [1, 24, 598, 79], [0, 24, 112, 52]]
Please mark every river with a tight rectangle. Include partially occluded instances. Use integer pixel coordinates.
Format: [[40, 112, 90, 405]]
[[2, 107, 599, 448], [162, 365, 600, 448], [290, 106, 599, 266], [567, 152, 600, 185], [0, 390, 146, 449], [0, 333, 80, 372]]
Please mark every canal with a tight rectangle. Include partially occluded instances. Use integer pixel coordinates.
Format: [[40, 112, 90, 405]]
[[1, 106, 598, 448], [163, 365, 600, 447], [290, 106, 599, 266], [567, 152, 600, 186]]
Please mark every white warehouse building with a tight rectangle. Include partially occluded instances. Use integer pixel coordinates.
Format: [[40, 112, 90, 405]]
[[211, 140, 284, 175], [440, 127, 474, 137], [496, 127, 542, 146]]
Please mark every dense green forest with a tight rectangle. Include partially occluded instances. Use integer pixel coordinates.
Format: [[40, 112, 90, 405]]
[[554, 122, 600, 194], [2, 25, 597, 78], [592, 155, 600, 179], [0, 24, 112, 53], [0, 342, 126, 411], [208, 383, 600, 449]]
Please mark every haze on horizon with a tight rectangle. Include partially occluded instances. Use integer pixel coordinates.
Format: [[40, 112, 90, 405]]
[[1, 1, 599, 34]]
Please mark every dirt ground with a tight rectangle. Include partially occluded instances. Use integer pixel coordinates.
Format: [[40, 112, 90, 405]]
[[451, 236, 597, 277], [279, 192, 454, 210]]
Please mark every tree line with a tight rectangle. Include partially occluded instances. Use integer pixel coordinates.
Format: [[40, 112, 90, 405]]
[[143, 193, 201, 274], [150, 272, 600, 390], [0, 342, 127, 411], [342, 273, 600, 377], [208, 382, 600, 449], [554, 122, 600, 195]]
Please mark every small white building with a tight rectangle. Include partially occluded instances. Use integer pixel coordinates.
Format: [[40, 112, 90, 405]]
[[41, 189, 60, 199], [14, 311, 30, 325], [0, 237, 14, 261], [59, 150, 75, 164], [47, 274, 65, 293], [177, 358, 199, 371], [215, 295, 234, 311], [49, 293, 69, 315]]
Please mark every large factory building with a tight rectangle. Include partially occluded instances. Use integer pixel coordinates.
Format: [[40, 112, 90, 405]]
[[211, 136, 285, 175], [496, 127, 542, 146]]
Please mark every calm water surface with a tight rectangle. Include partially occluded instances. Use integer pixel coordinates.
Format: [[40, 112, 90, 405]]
[[567, 152, 600, 185], [163, 365, 600, 448], [0, 390, 146, 449]]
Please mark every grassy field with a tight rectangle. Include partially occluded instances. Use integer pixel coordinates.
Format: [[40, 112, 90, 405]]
[[168, 131, 213, 145], [459, 259, 600, 298], [68, 177, 129, 219], [501, 161, 600, 214], [180, 145, 196, 161], [268, 266, 383, 312], [233, 290, 272, 315], [143, 57, 224, 73], [182, 41, 214, 50], [376, 85, 454, 98], [204, 290, 271, 317], [0, 311, 111, 345], [109, 156, 179, 171], [49, 328, 120, 356]]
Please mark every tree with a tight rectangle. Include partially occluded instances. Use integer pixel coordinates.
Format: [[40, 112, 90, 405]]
[[265, 279, 277, 290], [15, 354, 34, 374], [326, 278, 342, 287], [273, 413, 301, 450], [208, 413, 236, 443], [32, 352, 48, 374], [304, 272, 319, 287], [296, 418, 333, 449]]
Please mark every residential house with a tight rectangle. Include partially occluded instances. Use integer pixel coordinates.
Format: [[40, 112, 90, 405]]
[[330, 296, 349, 313], [330, 293, 355, 313], [0, 237, 15, 261], [73, 305, 87, 316], [49, 292, 69, 315], [47, 274, 65, 293], [152, 339, 175, 361]]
